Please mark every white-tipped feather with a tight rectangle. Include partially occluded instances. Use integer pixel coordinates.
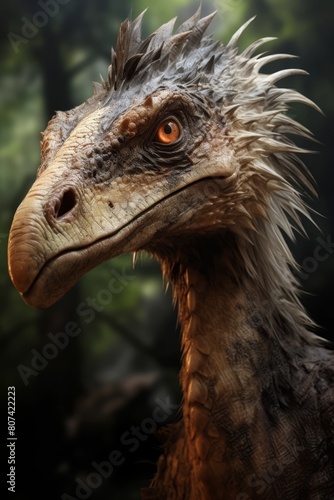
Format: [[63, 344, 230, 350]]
[[227, 16, 257, 48]]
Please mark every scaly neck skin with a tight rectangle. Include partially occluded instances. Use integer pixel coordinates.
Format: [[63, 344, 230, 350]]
[[160, 235, 300, 499]]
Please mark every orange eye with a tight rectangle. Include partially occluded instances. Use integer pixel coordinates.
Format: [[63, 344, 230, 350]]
[[155, 119, 181, 145]]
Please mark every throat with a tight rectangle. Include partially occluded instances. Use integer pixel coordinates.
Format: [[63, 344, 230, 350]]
[[180, 258, 267, 451], [172, 238, 275, 406], [157, 235, 297, 497]]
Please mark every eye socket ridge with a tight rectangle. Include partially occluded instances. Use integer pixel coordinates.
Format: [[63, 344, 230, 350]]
[[154, 116, 183, 146]]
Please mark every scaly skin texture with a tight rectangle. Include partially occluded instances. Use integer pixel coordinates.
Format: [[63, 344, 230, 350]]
[[7, 10, 334, 499], [143, 238, 334, 498]]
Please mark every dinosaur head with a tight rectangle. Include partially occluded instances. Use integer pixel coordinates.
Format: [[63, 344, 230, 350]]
[[8, 9, 316, 308]]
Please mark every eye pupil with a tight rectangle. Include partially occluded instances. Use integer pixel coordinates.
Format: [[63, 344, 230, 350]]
[[164, 124, 173, 135]]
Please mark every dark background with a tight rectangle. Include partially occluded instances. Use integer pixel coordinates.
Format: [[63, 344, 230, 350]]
[[1, 0, 333, 498]]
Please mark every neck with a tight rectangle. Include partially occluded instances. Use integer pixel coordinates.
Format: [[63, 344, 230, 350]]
[[156, 233, 310, 497]]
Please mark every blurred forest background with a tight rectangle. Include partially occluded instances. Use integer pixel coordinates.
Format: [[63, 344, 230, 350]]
[[1, 0, 333, 498]]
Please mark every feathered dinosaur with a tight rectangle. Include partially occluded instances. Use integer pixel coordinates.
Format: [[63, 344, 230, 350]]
[[8, 9, 334, 499]]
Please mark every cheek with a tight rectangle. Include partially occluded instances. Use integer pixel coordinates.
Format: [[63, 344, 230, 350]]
[[192, 123, 231, 162]]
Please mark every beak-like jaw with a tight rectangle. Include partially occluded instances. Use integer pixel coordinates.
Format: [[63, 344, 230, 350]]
[[8, 164, 162, 308], [8, 148, 236, 309]]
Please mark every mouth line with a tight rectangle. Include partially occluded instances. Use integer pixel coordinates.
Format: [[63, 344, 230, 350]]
[[22, 174, 229, 298]]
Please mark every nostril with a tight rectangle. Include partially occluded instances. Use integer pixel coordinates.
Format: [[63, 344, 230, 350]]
[[54, 188, 77, 219]]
